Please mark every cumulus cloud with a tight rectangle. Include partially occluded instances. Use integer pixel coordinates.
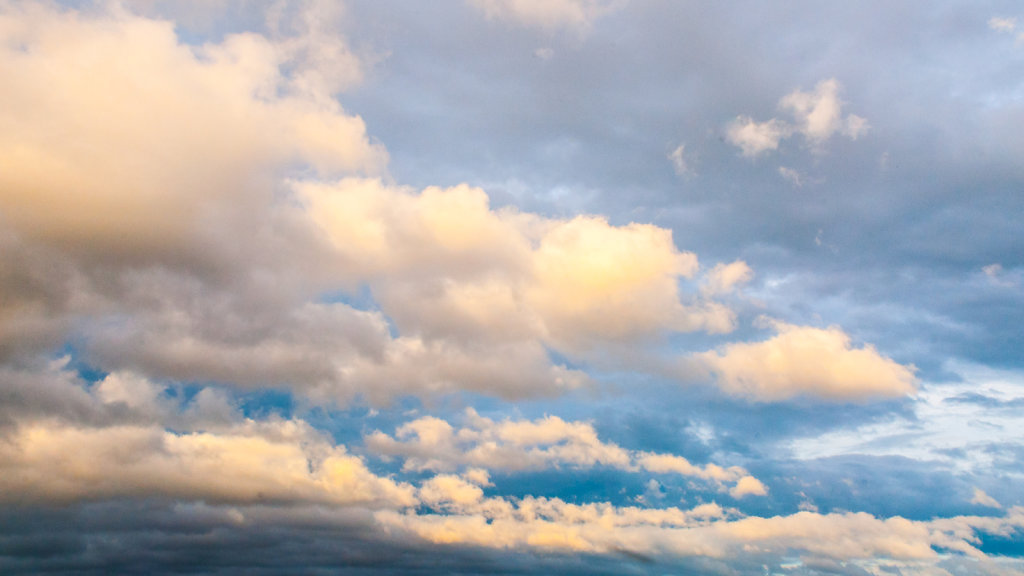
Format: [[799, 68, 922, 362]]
[[467, 0, 624, 33], [0, 2, 738, 403], [298, 178, 735, 350], [726, 79, 867, 157], [698, 319, 917, 401], [0, 2, 383, 257], [367, 410, 765, 497]]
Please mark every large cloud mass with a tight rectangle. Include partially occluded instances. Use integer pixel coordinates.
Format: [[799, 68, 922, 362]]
[[1, 2, 1018, 575]]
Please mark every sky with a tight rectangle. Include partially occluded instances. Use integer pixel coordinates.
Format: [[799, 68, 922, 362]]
[[1, 1, 1023, 574]]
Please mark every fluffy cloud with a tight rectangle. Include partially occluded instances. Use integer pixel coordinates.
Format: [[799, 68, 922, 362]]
[[379, 496, 1024, 567], [780, 78, 869, 145], [299, 178, 735, 351], [698, 319, 917, 401], [0, 361, 414, 507], [726, 117, 791, 157], [367, 411, 765, 497], [0, 2, 383, 257], [726, 79, 867, 157], [467, 0, 623, 33], [0, 2, 736, 403], [0, 358, 1016, 574], [366, 411, 631, 472], [0, 418, 416, 507], [702, 260, 753, 296]]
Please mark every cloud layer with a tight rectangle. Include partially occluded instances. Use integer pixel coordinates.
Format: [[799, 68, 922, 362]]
[[1, 1, 1022, 575]]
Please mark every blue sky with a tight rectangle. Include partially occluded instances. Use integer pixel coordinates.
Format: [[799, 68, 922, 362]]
[[1, 1, 1023, 574]]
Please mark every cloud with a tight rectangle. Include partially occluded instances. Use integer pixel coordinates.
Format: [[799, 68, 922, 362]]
[[379, 497, 1024, 565], [729, 475, 768, 498], [989, 16, 1017, 33], [971, 488, 1002, 509], [725, 117, 791, 157], [0, 3, 739, 403], [982, 263, 1019, 287], [298, 178, 736, 350], [778, 166, 804, 187], [702, 260, 753, 296], [367, 410, 633, 472], [779, 78, 869, 145], [726, 79, 867, 157], [0, 418, 416, 508], [668, 144, 689, 176], [466, 0, 624, 33], [367, 410, 765, 497], [0, 2, 384, 258], [698, 319, 917, 401]]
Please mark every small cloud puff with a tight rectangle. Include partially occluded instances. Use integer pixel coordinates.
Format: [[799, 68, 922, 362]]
[[778, 166, 804, 187], [726, 79, 867, 157], [971, 488, 1001, 509], [989, 17, 1017, 33], [702, 260, 753, 296], [668, 143, 690, 176]]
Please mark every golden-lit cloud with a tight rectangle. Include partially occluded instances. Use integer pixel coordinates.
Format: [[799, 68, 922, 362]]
[[299, 178, 733, 354], [0, 2, 383, 257], [0, 2, 740, 402], [698, 319, 918, 401], [379, 498, 1024, 564], [367, 410, 765, 497], [0, 419, 416, 507]]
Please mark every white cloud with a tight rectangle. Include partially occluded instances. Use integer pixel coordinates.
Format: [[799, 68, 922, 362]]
[[780, 78, 869, 145], [725, 117, 791, 157], [702, 260, 753, 296], [989, 16, 1017, 33], [778, 166, 804, 187], [726, 79, 867, 157], [789, 362, 1024, 475], [467, 0, 624, 33], [668, 143, 689, 176], [698, 319, 917, 401]]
